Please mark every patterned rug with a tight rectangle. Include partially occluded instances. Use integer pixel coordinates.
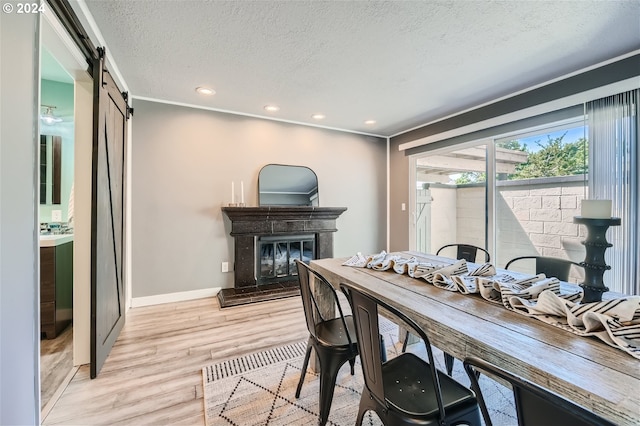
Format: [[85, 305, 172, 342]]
[[202, 318, 516, 425]]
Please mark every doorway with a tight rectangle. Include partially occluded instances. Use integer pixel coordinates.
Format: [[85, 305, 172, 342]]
[[39, 8, 93, 418]]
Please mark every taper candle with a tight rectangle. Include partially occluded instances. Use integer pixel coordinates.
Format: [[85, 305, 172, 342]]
[[241, 181, 244, 204], [231, 181, 235, 204]]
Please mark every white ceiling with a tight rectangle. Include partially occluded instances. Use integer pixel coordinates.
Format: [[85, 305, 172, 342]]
[[78, 0, 640, 137]]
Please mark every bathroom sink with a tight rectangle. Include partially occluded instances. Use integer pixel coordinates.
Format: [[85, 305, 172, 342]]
[[39, 234, 74, 246]]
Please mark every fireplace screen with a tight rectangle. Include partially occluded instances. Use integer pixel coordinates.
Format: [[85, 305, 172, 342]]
[[258, 235, 315, 283]]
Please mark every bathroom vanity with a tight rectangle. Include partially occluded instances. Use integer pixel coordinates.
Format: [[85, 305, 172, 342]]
[[40, 235, 73, 339]]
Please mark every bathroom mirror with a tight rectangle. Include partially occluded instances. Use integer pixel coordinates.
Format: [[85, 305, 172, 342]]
[[258, 164, 319, 206], [40, 134, 62, 205]]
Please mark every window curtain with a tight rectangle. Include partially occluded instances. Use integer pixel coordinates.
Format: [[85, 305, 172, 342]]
[[587, 89, 639, 295]]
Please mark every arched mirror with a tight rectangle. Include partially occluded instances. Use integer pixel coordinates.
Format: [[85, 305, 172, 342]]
[[258, 164, 319, 206]]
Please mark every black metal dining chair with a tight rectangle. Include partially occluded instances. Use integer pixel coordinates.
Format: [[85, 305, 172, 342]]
[[409, 243, 490, 376], [294, 260, 359, 426], [505, 256, 583, 282], [436, 243, 491, 263], [342, 282, 481, 426], [463, 356, 615, 426]]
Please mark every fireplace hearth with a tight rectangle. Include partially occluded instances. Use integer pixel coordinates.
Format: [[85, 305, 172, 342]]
[[219, 206, 347, 307]]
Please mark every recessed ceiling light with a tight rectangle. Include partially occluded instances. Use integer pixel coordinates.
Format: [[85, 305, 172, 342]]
[[264, 105, 280, 112], [311, 113, 325, 120], [195, 86, 215, 95], [364, 120, 377, 125]]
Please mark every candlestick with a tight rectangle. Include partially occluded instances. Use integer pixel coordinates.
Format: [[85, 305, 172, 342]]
[[581, 199, 611, 219], [231, 181, 235, 204], [573, 216, 621, 302], [241, 181, 244, 204]]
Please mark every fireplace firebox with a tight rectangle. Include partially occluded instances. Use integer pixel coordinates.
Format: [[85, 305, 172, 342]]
[[219, 206, 347, 307], [258, 234, 315, 284]]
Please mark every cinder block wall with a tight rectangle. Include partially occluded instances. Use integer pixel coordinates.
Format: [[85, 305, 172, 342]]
[[454, 176, 586, 282]]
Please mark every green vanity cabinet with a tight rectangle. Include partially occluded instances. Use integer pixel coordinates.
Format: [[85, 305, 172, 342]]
[[40, 240, 73, 339]]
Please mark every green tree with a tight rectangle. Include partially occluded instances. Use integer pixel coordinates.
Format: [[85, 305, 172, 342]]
[[498, 140, 526, 151], [509, 134, 588, 179], [455, 171, 485, 184], [453, 134, 587, 184]]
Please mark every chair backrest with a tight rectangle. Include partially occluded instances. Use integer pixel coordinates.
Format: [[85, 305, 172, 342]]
[[437, 243, 491, 263], [295, 260, 352, 345], [463, 356, 615, 426], [505, 256, 582, 282], [341, 283, 447, 421]]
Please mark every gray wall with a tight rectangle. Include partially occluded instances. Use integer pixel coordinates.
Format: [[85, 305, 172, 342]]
[[0, 10, 40, 425], [389, 138, 410, 251], [40, 79, 75, 223], [130, 100, 387, 298]]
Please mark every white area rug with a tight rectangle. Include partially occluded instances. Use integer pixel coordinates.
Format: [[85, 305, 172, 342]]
[[202, 318, 516, 425]]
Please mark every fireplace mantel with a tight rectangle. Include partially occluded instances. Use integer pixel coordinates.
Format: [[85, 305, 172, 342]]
[[222, 206, 347, 236], [219, 206, 347, 307]]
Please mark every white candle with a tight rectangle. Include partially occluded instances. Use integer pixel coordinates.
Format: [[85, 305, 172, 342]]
[[581, 199, 611, 219], [231, 181, 235, 204], [241, 181, 244, 204]]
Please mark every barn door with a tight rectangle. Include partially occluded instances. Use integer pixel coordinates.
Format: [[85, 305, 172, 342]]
[[90, 48, 129, 378]]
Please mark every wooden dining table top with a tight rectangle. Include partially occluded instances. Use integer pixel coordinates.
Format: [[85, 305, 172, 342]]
[[311, 251, 640, 426]]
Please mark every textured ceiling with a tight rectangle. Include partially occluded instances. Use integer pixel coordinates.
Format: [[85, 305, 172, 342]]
[[78, 0, 640, 137]]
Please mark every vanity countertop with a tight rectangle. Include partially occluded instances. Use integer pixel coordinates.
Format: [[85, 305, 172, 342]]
[[40, 234, 74, 247]]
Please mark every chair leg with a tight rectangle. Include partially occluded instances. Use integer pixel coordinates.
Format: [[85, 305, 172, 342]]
[[317, 353, 352, 426], [401, 329, 410, 352], [295, 342, 313, 398], [444, 352, 455, 376], [318, 366, 338, 425], [348, 357, 355, 375], [355, 390, 375, 426]]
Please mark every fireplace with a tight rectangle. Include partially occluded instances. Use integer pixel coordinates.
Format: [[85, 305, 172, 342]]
[[219, 206, 347, 307]]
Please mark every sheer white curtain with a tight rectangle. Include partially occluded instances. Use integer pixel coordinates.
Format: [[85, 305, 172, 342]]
[[587, 89, 639, 295]]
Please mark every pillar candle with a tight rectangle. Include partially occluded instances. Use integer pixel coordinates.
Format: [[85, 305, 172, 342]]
[[581, 199, 611, 219], [231, 181, 235, 204]]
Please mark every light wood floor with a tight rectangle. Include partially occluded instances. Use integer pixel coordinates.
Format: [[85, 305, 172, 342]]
[[42, 296, 308, 425], [41, 324, 74, 409]]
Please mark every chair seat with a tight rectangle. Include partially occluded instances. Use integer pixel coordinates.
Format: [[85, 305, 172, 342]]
[[383, 352, 478, 417], [315, 316, 358, 347]]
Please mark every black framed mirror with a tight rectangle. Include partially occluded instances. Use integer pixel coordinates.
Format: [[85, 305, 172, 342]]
[[258, 164, 319, 206]]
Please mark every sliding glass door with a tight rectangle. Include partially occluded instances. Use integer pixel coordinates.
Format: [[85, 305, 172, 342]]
[[412, 141, 488, 259], [411, 119, 587, 280], [493, 120, 588, 281]]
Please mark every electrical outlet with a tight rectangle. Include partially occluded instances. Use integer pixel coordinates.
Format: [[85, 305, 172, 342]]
[[221, 262, 229, 273]]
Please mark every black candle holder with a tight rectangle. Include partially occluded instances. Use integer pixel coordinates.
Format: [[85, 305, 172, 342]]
[[573, 216, 621, 303]]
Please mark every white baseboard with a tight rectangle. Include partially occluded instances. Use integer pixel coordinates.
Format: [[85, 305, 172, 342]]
[[131, 287, 221, 308]]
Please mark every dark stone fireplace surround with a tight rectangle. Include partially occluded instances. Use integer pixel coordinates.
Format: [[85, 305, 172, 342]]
[[219, 206, 347, 307]]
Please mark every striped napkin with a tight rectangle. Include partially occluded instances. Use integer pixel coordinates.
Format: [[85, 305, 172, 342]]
[[447, 263, 497, 294], [509, 291, 640, 359], [431, 260, 470, 290], [342, 251, 640, 358]]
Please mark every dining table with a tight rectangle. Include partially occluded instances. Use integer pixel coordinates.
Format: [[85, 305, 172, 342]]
[[310, 251, 640, 426]]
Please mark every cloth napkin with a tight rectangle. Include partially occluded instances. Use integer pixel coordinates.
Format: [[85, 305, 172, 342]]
[[341, 252, 370, 268], [368, 251, 403, 271], [509, 291, 640, 359], [448, 263, 497, 294], [430, 260, 469, 290], [343, 250, 639, 358]]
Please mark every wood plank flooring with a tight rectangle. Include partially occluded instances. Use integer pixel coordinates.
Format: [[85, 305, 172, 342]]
[[42, 296, 308, 425], [40, 324, 74, 410]]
